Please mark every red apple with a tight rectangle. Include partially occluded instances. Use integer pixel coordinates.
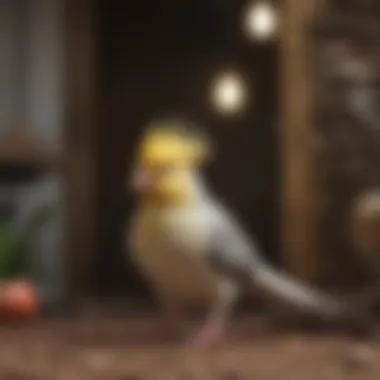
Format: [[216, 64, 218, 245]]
[[0, 282, 5, 318], [2, 279, 39, 322]]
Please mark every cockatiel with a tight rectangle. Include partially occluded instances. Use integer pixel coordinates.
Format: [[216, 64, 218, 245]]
[[128, 120, 367, 346]]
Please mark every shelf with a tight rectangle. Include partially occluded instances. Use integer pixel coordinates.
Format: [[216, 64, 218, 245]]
[[0, 125, 61, 174]]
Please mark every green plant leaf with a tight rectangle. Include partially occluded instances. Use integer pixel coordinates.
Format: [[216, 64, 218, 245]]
[[0, 220, 17, 278], [0, 204, 56, 279]]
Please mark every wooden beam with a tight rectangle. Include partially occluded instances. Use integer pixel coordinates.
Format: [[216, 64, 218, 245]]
[[279, 0, 321, 281], [63, 0, 99, 299]]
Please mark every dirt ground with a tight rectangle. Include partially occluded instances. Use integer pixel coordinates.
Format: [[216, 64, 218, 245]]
[[0, 315, 379, 380]]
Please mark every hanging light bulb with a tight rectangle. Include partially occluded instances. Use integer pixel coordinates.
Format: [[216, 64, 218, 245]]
[[210, 70, 248, 116], [242, 1, 278, 42]]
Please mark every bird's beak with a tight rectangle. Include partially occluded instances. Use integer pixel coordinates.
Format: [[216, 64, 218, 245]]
[[131, 166, 154, 193]]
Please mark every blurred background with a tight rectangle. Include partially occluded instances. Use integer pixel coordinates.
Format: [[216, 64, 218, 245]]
[[1, 0, 380, 315], [4, 1, 380, 378]]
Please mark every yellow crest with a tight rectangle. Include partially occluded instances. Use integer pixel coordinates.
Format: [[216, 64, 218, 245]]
[[136, 120, 210, 167]]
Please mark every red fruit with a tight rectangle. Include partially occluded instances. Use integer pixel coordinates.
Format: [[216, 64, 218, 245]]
[[2, 279, 39, 321], [0, 282, 5, 318]]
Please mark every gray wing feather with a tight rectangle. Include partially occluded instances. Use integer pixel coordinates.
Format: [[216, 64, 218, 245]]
[[204, 201, 263, 281], [203, 201, 347, 320]]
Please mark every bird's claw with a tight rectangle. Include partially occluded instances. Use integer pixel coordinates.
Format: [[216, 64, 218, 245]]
[[189, 320, 227, 347]]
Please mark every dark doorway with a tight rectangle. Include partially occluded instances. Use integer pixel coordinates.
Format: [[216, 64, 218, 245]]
[[95, 0, 279, 298]]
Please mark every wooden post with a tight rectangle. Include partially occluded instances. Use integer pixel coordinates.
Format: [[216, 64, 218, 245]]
[[63, 0, 99, 300], [280, 0, 321, 281]]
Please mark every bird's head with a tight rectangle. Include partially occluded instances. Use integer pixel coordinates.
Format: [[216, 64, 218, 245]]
[[130, 120, 211, 206]]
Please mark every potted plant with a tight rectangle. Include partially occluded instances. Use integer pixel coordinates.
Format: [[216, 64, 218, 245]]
[[0, 205, 54, 322]]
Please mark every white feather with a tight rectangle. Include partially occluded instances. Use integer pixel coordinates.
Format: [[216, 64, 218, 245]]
[[129, 171, 219, 304]]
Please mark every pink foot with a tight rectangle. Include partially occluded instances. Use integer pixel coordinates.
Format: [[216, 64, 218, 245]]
[[190, 320, 227, 347]]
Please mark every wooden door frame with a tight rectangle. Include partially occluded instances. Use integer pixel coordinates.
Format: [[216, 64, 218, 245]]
[[63, 0, 100, 300], [280, 0, 325, 282]]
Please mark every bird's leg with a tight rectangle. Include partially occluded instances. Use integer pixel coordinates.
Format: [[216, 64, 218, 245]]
[[150, 291, 184, 341], [190, 279, 238, 347]]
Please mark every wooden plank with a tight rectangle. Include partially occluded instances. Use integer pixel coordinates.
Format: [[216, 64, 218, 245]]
[[63, 0, 99, 299], [279, 0, 321, 281]]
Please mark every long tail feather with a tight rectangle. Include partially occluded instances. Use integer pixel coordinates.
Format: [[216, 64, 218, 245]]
[[252, 263, 377, 334]]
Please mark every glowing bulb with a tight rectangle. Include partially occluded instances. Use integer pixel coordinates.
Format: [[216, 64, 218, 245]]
[[210, 71, 247, 115], [243, 1, 278, 41]]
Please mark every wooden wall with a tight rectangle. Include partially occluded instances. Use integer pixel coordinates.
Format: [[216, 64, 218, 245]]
[[311, 0, 380, 286]]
